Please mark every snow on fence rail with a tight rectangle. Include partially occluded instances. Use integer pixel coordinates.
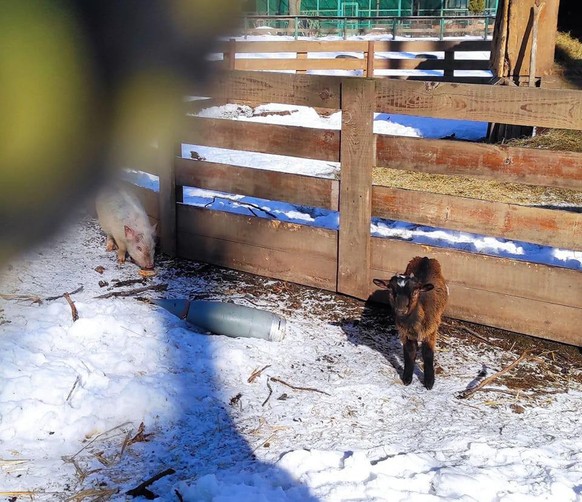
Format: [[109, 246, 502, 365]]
[[213, 39, 492, 83], [130, 71, 582, 346]]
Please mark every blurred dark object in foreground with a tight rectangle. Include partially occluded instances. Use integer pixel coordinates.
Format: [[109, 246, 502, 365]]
[[0, 0, 237, 265]]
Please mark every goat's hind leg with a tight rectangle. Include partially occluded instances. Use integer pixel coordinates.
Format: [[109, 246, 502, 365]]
[[421, 340, 435, 390], [402, 339, 417, 386]]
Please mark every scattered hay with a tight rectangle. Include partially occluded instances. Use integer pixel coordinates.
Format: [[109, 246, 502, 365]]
[[554, 31, 582, 71], [504, 128, 582, 153], [372, 167, 582, 206]]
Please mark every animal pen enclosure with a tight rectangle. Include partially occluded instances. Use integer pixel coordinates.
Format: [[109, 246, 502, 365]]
[[127, 58, 582, 347], [218, 39, 493, 83]]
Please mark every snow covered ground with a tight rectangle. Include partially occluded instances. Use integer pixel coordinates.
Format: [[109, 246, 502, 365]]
[[1, 212, 581, 501]]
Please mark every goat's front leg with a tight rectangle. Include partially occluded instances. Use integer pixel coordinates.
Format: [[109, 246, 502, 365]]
[[402, 338, 417, 385], [421, 340, 435, 390]]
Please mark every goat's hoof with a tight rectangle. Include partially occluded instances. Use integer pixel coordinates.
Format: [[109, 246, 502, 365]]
[[402, 375, 413, 386], [424, 377, 435, 390]]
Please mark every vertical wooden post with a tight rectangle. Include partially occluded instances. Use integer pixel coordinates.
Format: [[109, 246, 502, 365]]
[[444, 50, 454, 80], [490, 0, 558, 83], [158, 139, 177, 257], [225, 38, 236, 71], [297, 51, 307, 74], [365, 41, 375, 78], [337, 78, 375, 299], [488, 0, 558, 141]]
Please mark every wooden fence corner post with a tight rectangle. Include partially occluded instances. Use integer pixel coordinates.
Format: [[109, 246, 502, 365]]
[[337, 77, 375, 299], [158, 139, 178, 257]]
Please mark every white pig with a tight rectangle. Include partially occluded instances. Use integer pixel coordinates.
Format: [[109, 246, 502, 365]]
[[96, 186, 156, 269]]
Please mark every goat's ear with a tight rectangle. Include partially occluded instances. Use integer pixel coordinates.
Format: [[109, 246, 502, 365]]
[[373, 278, 389, 289], [420, 283, 434, 293]]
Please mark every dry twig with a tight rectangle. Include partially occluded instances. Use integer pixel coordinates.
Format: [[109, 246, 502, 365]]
[[95, 284, 167, 299], [66, 488, 118, 501], [0, 293, 43, 304], [457, 351, 534, 399], [126, 468, 176, 499], [251, 433, 277, 454], [262, 379, 273, 407], [64, 292, 79, 322], [128, 422, 154, 446], [66, 375, 81, 404], [110, 278, 147, 288], [204, 196, 278, 219], [460, 325, 495, 345], [270, 376, 331, 396], [0, 492, 37, 498], [45, 285, 83, 302], [248, 364, 271, 383], [63, 422, 132, 463]]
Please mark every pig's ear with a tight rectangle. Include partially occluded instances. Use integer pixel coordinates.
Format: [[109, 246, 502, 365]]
[[124, 225, 136, 239]]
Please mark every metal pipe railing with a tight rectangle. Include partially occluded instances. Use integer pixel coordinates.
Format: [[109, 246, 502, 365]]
[[241, 14, 495, 41]]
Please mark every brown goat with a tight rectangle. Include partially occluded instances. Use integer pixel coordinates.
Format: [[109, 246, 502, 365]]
[[373, 256, 448, 389]]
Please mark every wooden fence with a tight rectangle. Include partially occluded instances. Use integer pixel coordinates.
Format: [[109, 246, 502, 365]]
[[131, 71, 582, 346], [215, 39, 492, 83]]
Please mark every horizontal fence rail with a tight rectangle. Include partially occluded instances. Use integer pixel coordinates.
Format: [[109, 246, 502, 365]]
[[205, 70, 582, 130], [214, 39, 492, 82], [133, 71, 581, 345]]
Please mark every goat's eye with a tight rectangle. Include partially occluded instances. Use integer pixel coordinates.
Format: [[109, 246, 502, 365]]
[[137, 246, 142, 252]]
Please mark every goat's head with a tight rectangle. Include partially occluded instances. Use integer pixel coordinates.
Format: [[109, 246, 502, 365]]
[[373, 274, 434, 318]]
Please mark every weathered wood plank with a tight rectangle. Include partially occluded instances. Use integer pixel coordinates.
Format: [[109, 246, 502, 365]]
[[207, 70, 341, 109], [375, 79, 582, 130], [234, 58, 365, 72], [175, 158, 339, 210], [370, 238, 582, 345], [180, 116, 340, 162], [371, 40, 491, 53], [176, 205, 338, 290], [373, 58, 490, 71], [372, 186, 582, 251], [401, 75, 494, 84], [371, 237, 581, 309], [232, 58, 488, 73], [337, 78, 375, 298], [447, 286, 581, 346], [376, 135, 582, 191], [214, 39, 490, 54], [216, 40, 372, 53]]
